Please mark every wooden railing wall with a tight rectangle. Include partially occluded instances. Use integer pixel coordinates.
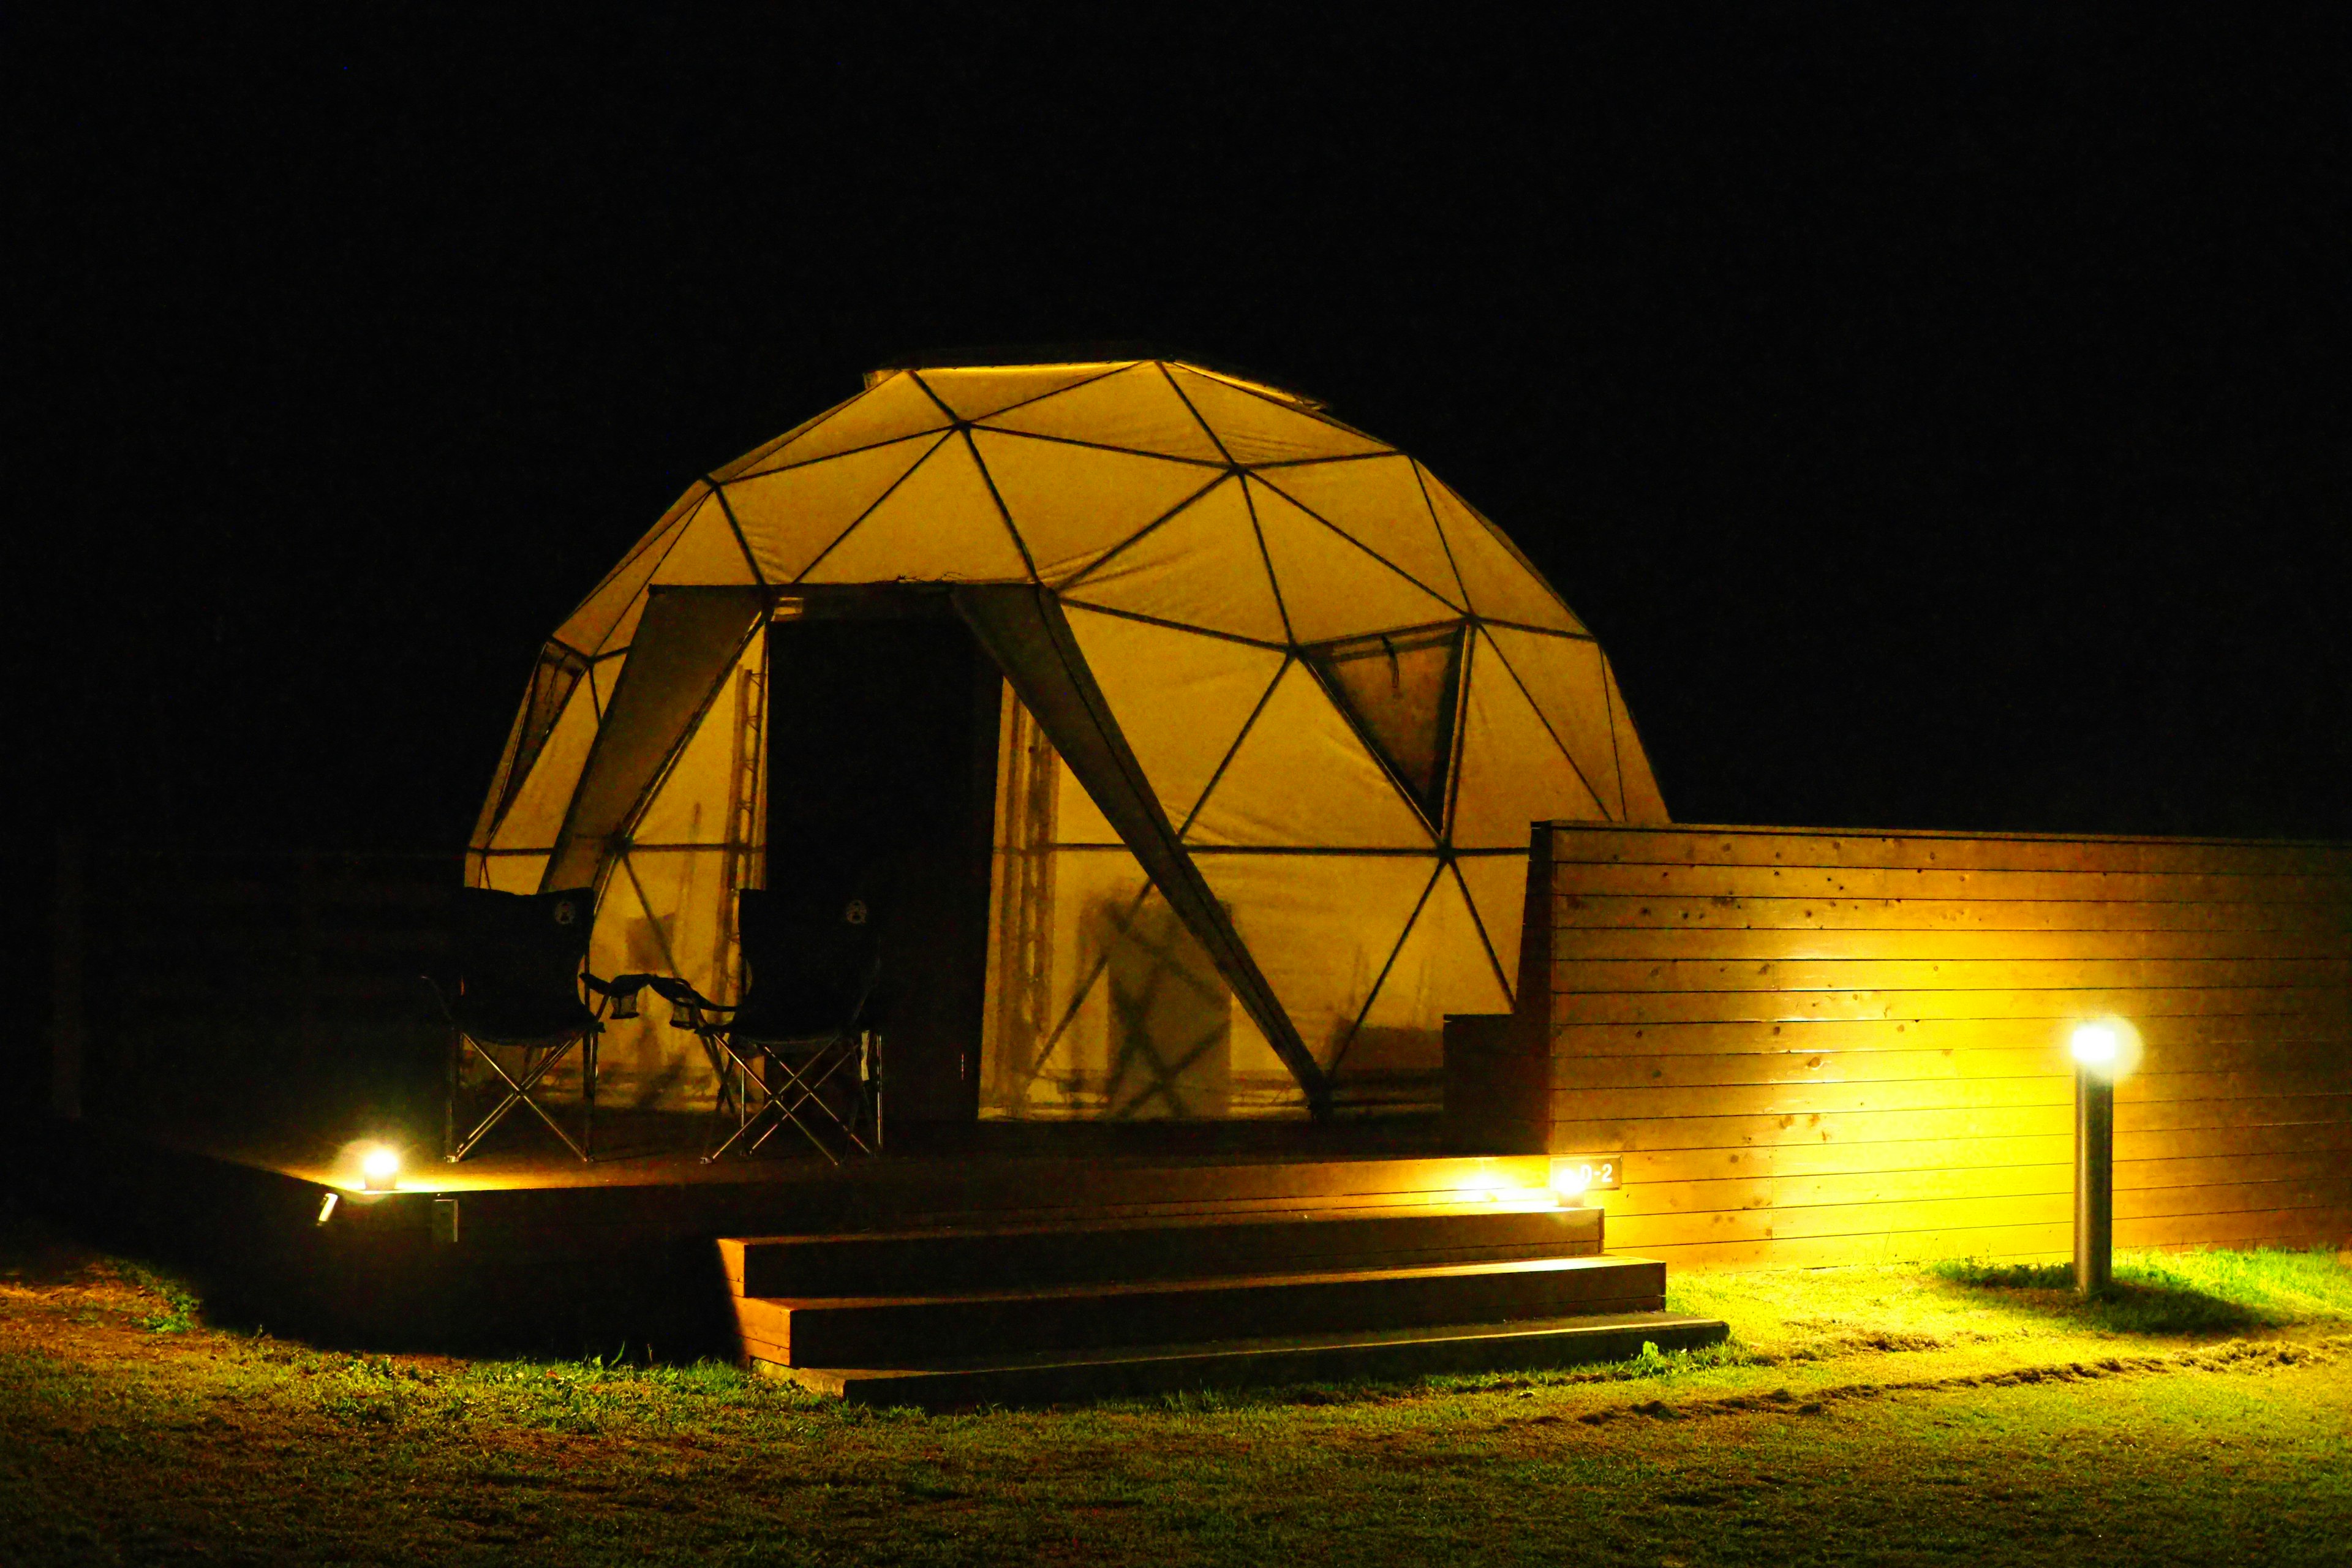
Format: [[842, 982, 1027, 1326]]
[[45, 845, 458, 1141], [1522, 824, 2352, 1267]]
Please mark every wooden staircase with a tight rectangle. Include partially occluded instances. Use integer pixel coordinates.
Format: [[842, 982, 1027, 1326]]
[[718, 1199, 1725, 1406]]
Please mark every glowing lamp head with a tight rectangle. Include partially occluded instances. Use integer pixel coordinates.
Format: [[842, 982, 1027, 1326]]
[[1553, 1165, 1592, 1199], [2070, 1023, 2119, 1069], [2068, 1017, 2140, 1080], [359, 1145, 402, 1191]]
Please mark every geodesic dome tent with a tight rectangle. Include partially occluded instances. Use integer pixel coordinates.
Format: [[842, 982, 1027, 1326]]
[[467, 358, 1667, 1121]]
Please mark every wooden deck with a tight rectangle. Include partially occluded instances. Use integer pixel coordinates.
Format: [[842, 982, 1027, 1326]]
[[40, 1112, 1564, 1362]]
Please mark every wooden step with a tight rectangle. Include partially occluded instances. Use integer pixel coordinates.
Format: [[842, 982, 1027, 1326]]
[[734, 1254, 1665, 1368], [758, 1310, 1730, 1408], [719, 1203, 1602, 1297]]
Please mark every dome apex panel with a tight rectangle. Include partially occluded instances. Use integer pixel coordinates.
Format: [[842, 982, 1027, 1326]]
[[971, 429, 1221, 582], [722, 434, 943, 586], [978, 362, 1226, 463], [914, 363, 1132, 421], [732, 373, 952, 478], [1167, 366, 1391, 464], [797, 434, 1028, 583]]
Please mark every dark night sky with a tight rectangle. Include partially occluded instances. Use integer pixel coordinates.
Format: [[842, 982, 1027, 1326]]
[[14, 9, 2348, 850]]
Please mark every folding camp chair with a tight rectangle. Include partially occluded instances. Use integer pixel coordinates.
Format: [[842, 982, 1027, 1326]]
[[430, 886, 641, 1163], [655, 883, 884, 1164]]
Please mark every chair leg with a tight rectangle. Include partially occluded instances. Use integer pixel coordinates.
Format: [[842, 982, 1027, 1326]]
[[446, 1034, 594, 1164], [583, 1029, 597, 1162], [444, 1028, 460, 1161]]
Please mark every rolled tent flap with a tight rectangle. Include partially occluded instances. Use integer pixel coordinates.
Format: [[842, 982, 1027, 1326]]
[[954, 584, 1333, 1119], [544, 587, 766, 891]]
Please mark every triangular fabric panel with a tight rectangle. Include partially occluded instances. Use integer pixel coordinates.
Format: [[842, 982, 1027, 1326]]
[[1606, 655, 1672, 823], [1063, 477, 1289, 644], [650, 492, 760, 586], [476, 647, 589, 848], [557, 492, 697, 655], [979, 362, 1225, 463], [1248, 477, 1459, 644], [1193, 851, 1439, 1069], [734, 373, 951, 476], [706, 405, 835, 486], [1259, 457, 1466, 608], [723, 434, 940, 586], [1451, 631, 1606, 849], [972, 429, 1221, 583], [1061, 605, 1287, 829], [1185, 661, 1433, 848], [954, 584, 1328, 1112], [631, 644, 755, 848], [1345, 862, 1512, 1062], [1484, 624, 1623, 821], [545, 588, 764, 889], [1167, 366, 1391, 464], [799, 434, 1031, 584], [918, 363, 1132, 421], [486, 668, 603, 852], [1420, 466, 1588, 635], [1452, 853, 1532, 1005]]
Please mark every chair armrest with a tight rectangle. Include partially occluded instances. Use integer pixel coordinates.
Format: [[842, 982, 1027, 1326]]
[[583, 971, 654, 1020], [639, 974, 731, 1031]]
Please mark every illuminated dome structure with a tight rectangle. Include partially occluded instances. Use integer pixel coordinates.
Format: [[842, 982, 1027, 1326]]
[[468, 358, 1667, 1121]]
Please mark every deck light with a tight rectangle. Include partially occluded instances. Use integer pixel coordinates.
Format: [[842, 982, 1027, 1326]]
[[360, 1145, 402, 1192], [2067, 1018, 2138, 1298]]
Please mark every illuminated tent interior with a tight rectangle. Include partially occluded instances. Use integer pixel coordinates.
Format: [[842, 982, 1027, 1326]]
[[466, 358, 1668, 1125]]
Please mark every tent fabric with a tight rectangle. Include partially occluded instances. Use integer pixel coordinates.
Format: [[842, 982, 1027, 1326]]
[[952, 585, 1329, 1115], [468, 358, 1668, 1118]]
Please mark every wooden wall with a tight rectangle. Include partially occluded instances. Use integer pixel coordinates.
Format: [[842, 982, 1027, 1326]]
[[49, 845, 458, 1142], [1525, 824, 2352, 1267]]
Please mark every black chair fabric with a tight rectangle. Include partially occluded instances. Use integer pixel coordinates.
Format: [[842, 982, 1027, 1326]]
[[449, 886, 598, 1042], [730, 881, 882, 1041]]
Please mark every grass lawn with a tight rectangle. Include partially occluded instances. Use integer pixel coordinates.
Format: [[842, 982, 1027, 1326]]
[[2, 1221, 2348, 1566]]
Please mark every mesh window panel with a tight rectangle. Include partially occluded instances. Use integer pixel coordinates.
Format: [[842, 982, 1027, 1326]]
[[1304, 624, 1466, 823]]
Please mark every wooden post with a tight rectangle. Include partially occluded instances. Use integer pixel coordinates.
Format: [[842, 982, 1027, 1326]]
[[2075, 1066, 2116, 1297], [49, 829, 85, 1120]]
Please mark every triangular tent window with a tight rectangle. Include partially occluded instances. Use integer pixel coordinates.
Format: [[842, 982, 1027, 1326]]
[[1303, 623, 1466, 824]]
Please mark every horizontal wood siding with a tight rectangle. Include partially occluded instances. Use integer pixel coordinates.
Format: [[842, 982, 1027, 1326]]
[[68, 848, 459, 1140], [1534, 824, 2352, 1267]]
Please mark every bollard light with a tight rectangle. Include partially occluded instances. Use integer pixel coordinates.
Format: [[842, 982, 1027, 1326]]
[[360, 1144, 402, 1193], [2068, 1019, 2138, 1298]]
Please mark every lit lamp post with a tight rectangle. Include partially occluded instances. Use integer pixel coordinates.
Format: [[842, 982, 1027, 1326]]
[[2069, 1020, 2133, 1297]]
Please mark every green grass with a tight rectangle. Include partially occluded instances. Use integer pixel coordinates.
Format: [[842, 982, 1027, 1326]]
[[4, 1227, 2350, 1564]]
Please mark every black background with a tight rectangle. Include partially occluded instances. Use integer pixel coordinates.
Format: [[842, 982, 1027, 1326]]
[[15, 9, 2347, 850]]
